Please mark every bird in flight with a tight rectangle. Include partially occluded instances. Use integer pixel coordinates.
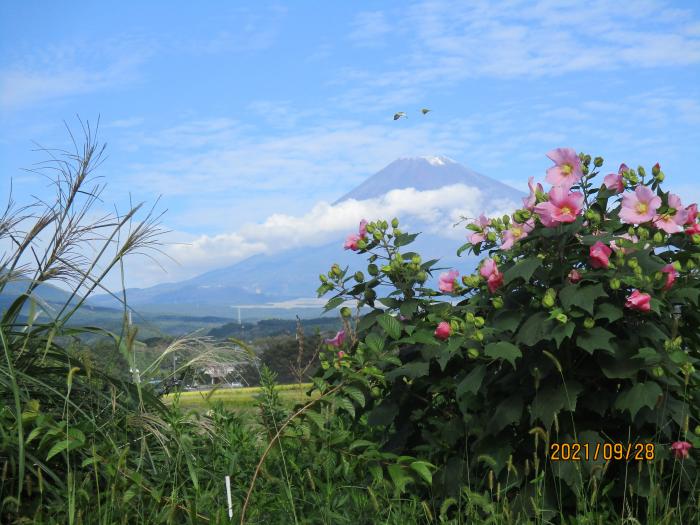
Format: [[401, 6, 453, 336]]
[[393, 109, 431, 120]]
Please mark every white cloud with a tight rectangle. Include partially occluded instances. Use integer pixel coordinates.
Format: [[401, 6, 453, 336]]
[[122, 184, 519, 287]]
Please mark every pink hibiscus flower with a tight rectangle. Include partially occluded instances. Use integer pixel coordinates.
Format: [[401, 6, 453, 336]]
[[568, 269, 582, 283], [438, 269, 460, 293], [434, 321, 451, 341], [545, 148, 583, 187], [610, 233, 638, 254], [589, 241, 612, 269], [619, 186, 661, 225], [685, 204, 698, 225], [625, 290, 651, 313], [653, 194, 688, 234], [344, 219, 369, 250], [469, 214, 490, 244], [501, 219, 535, 250], [603, 173, 624, 193], [686, 223, 700, 235], [661, 263, 678, 291], [523, 177, 544, 210], [534, 186, 584, 227], [672, 441, 692, 460], [479, 258, 504, 293], [325, 330, 346, 347]]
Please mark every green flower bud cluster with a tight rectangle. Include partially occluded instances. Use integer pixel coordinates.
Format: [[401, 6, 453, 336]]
[[623, 169, 639, 185], [542, 288, 557, 308], [664, 337, 683, 352]]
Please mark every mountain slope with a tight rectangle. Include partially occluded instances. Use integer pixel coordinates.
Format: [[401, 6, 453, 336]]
[[93, 156, 524, 316]]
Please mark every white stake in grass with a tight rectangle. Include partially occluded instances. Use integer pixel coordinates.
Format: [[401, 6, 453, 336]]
[[225, 475, 233, 519]]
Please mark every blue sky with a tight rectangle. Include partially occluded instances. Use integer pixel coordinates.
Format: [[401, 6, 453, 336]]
[[1, 0, 699, 288]]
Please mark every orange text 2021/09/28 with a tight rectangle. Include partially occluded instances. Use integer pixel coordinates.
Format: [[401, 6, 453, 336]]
[[549, 442, 655, 461]]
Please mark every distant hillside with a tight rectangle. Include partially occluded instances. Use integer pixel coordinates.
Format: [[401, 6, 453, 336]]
[[208, 316, 342, 340]]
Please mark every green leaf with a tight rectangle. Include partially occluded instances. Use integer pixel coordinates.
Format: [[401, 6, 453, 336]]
[[387, 464, 413, 494], [531, 381, 583, 429], [394, 232, 419, 247], [399, 299, 419, 317], [365, 333, 384, 353], [305, 410, 326, 430], [550, 322, 575, 348], [410, 461, 434, 484], [367, 401, 398, 426], [378, 313, 402, 340], [634, 347, 661, 365], [516, 311, 553, 347], [438, 336, 466, 371], [379, 298, 401, 308], [344, 386, 366, 408], [484, 342, 521, 369], [323, 296, 345, 312], [349, 439, 375, 451], [358, 310, 381, 331], [594, 303, 623, 323], [385, 361, 429, 381], [46, 440, 70, 461], [503, 257, 542, 285], [410, 330, 440, 345], [491, 310, 521, 332], [599, 353, 644, 379], [486, 396, 523, 434], [615, 382, 662, 419], [559, 283, 606, 315], [335, 396, 355, 418], [576, 327, 615, 354], [669, 288, 700, 306], [456, 365, 487, 399]]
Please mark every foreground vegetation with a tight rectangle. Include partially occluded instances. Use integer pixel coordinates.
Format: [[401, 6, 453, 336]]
[[2, 131, 699, 523]]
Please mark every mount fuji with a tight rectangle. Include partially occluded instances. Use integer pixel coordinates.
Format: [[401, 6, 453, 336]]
[[91, 156, 524, 318]]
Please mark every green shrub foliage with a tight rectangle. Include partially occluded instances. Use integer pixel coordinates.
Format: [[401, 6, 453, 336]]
[[316, 151, 700, 513]]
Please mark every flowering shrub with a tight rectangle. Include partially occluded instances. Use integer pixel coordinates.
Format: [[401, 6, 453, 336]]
[[315, 149, 700, 514]]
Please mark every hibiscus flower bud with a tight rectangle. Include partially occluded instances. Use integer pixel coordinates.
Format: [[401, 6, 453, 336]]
[[411, 255, 421, 265], [473, 330, 484, 342], [688, 260, 696, 269], [652, 163, 661, 176], [502, 214, 510, 225], [391, 217, 399, 228], [319, 274, 328, 283], [467, 348, 480, 359], [354, 271, 365, 283], [434, 321, 451, 340], [492, 296, 504, 309], [367, 264, 378, 276], [594, 156, 604, 167], [583, 154, 592, 166], [693, 234, 700, 244], [673, 261, 682, 271], [371, 386, 381, 398], [332, 264, 342, 276], [695, 425, 700, 436], [610, 278, 621, 290], [364, 289, 376, 302], [340, 306, 352, 318], [487, 231, 497, 242], [652, 366, 664, 377], [417, 271, 427, 282], [365, 223, 375, 234], [393, 228, 402, 236], [637, 227, 649, 240], [474, 316, 485, 328], [357, 238, 367, 249], [627, 258, 639, 269], [373, 230, 382, 241], [653, 232, 664, 243], [542, 295, 555, 308], [555, 313, 568, 324], [583, 317, 595, 329], [638, 166, 646, 178], [655, 171, 665, 182], [582, 165, 589, 175]]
